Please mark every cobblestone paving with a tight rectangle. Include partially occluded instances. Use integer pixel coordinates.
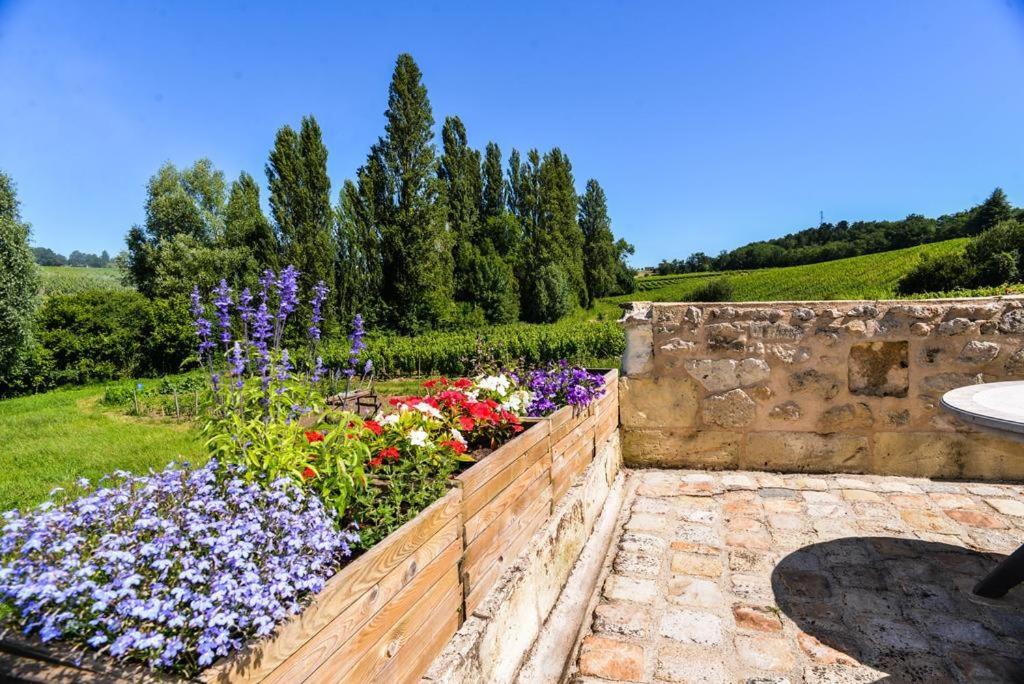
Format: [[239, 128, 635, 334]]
[[571, 470, 1024, 683]]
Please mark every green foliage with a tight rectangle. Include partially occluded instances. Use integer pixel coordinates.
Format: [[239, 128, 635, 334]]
[[125, 160, 231, 297], [526, 262, 576, 323], [328, 319, 624, 377], [100, 374, 207, 419], [32, 247, 67, 266], [267, 117, 335, 320], [335, 178, 383, 326], [481, 141, 504, 220], [657, 187, 1018, 274], [0, 171, 39, 391], [370, 54, 454, 333], [690, 278, 734, 302], [224, 171, 279, 280], [34, 290, 193, 386], [897, 220, 1024, 295], [579, 179, 620, 304]]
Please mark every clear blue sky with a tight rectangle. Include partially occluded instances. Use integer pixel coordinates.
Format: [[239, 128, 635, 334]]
[[2, 0, 1024, 266]]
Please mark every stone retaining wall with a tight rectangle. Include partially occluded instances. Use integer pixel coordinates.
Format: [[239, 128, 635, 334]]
[[619, 297, 1024, 480]]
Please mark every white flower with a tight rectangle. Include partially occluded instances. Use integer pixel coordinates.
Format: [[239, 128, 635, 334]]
[[501, 390, 532, 414], [408, 428, 429, 447], [476, 374, 511, 396], [414, 401, 442, 419], [450, 428, 466, 444], [380, 413, 399, 426]]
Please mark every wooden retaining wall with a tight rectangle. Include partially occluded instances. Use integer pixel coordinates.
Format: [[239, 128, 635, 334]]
[[0, 370, 619, 684]]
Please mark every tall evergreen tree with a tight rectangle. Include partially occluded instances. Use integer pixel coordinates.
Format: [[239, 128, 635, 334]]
[[0, 171, 39, 390], [966, 187, 1013, 235], [579, 179, 618, 305], [266, 116, 336, 320], [440, 116, 483, 301], [539, 148, 586, 306], [335, 174, 383, 325], [224, 171, 279, 280], [481, 142, 504, 220], [371, 53, 453, 333]]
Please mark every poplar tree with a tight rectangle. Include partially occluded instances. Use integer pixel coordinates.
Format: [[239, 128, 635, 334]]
[[440, 116, 483, 300], [266, 116, 336, 320], [224, 171, 279, 280], [0, 171, 39, 389], [481, 142, 504, 220], [539, 148, 587, 307], [335, 174, 383, 325], [579, 179, 617, 305], [371, 53, 453, 332]]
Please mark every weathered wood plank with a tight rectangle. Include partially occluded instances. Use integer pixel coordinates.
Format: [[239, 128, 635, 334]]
[[201, 488, 461, 683], [462, 463, 552, 587], [461, 436, 549, 520], [465, 495, 550, 616], [595, 407, 619, 445], [262, 517, 460, 683], [463, 454, 550, 543], [305, 558, 461, 683], [455, 420, 549, 497]]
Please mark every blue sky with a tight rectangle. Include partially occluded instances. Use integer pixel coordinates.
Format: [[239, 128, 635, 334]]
[[2, 1, 1023, 267]]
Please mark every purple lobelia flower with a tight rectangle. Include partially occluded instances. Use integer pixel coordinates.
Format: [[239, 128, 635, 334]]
[[0, 461, 356, 676]]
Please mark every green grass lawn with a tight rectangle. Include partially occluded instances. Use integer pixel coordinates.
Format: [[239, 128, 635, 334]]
[[0, 385, 205, 511]]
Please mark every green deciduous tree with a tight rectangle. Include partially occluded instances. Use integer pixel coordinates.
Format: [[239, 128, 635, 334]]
[[481, 142, 504, 221], [439, 115, 483, 300], [0, 171, 40, 389], [539, 148, 586, 306], [125, 159, 229, 297], [370, 53, 453, 333], [224, 171, 279, 281], [335, 176, 383, 325], [267, 116, 336, 320]]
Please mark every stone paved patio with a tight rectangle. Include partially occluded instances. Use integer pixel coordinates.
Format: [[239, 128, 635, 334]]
[[570, 470, 1024, 683]]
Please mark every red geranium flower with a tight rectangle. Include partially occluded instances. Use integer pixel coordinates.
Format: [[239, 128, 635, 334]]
[[369, 445, 400, 468], [302, 467, 317, 480], [441, 439, 468, 454], [458, 416, 475, 431], [453, 378, 473, 390], [469, 402, 492, 419], [304, 431, 324, 443], [364, 420, 383, 436]]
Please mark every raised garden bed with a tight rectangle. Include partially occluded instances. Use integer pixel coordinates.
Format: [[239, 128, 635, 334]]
[[0, 370, 620, 683]]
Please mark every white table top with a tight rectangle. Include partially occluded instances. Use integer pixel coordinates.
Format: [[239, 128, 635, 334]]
[[941, 381, 1024, 435]]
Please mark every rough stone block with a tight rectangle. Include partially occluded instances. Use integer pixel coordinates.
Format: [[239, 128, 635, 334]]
[[872, 432, 1024, 480], [684, 358, 770, 392], [622, 429, 740, 469], [789, 369, 842, 400], [743, 432, 870, 473], [848, 341, 909, 397], [619, 376, 699, 429], [702, 388, 756, 429], [817, 402, 874, 431]]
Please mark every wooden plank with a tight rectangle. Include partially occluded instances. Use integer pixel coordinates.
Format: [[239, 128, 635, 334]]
[[465, 496, 550, 616], [550, 413, 596, 466], [390, 600, 460, 683], [552, 438, 594, 504], [595, 407, 618, 445], [463, 454, 550, 543], [0, 635, 178, 683], [456, 420, 549, 497], [462, 463, 552, 587], [551, 404, 597, 445], [305, 558, 461, 683], [462, 436, 549, 520], [263, 517, 460, 683], [201, 488, 461, 683]]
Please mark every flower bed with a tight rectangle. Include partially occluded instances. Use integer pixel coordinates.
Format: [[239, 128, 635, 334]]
[[0, 266, 619, 682]]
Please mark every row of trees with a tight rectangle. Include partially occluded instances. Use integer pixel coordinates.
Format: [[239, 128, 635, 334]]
[[32, 247, 112, 267], [657, 188, 1022, 275], [0, 171, 40, 389], [126, 53, 634, 334]]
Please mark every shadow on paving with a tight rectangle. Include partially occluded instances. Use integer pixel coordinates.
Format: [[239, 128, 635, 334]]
[[771, 537, 1024, 683]]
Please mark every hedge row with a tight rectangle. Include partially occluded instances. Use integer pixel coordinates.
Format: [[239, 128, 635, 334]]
[[324, 320, 625, 377]]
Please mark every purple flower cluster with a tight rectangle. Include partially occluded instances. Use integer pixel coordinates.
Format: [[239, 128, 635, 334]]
[[525, 361, 606, 417], [344, 313, 366, 379], [0, 462, 355, 676]]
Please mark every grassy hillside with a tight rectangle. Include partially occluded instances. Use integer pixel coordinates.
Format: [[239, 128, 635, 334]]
[[623, 238, 971, 304], [39, 266, 127, 297]]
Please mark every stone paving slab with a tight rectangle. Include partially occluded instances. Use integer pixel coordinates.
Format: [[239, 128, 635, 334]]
[[570, 470, 1024, 683]]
